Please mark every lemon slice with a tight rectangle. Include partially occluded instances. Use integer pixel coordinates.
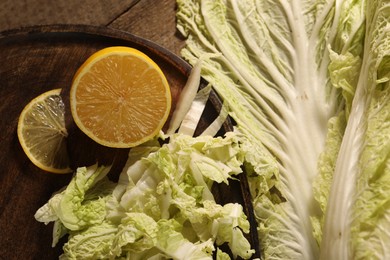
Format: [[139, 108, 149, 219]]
[[17, 89, 71, 174], [70, 46, 172, 148]]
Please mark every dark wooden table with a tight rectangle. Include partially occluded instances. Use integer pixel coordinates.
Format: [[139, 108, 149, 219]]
[[0, 1, 189, 259], [0, 0, 185, 56]]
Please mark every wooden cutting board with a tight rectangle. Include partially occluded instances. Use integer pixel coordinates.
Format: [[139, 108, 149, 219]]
[[0, 25, 258, 259]]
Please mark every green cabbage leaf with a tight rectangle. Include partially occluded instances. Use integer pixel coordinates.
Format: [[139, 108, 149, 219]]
[[320, 1, 390, 259]]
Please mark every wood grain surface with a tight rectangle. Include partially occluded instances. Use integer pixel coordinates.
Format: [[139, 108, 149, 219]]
[[0, 0, 185, 55], [0, 1, 259, 259]]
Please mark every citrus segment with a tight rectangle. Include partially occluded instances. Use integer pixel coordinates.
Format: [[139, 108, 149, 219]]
[[17, 88, 71, 174], [70, 46, 172, 148]]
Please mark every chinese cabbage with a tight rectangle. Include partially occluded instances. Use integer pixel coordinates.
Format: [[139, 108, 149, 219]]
[[176, 0, 367, 259]]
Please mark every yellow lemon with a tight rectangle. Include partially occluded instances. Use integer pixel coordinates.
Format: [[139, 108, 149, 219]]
[[70, 46, 172, 148]]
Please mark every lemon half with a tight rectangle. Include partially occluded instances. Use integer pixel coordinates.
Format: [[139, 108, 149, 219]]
[[70, 46, 172, 148]]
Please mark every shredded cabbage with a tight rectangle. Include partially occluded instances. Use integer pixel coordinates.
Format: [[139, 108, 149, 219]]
[[35, 133, 256, 259]]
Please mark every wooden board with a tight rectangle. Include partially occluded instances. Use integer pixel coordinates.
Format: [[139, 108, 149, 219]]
[[0, 25, 258, 259]]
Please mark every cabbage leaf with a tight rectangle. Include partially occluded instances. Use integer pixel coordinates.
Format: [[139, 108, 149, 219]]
[[175, 0, 383, 259], [320, 1, 390, 259]]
